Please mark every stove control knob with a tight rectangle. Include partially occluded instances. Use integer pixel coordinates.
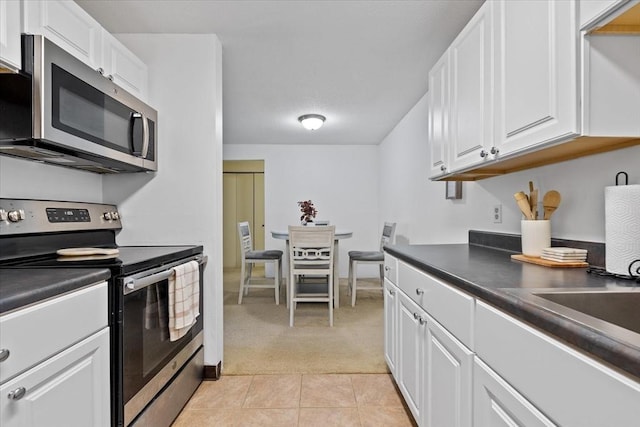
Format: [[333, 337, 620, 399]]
[[103, 212, 112, 221], [7, 210, 25, 222], [112, 211, 120, 220]]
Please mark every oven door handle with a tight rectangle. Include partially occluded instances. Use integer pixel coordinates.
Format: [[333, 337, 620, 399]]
[[123, 255, 207, 295]]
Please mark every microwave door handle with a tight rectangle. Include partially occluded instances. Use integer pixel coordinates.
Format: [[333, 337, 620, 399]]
[[141, 114, 149, 158], [130, 112, 149, 157], [131, 113, 144, 156]]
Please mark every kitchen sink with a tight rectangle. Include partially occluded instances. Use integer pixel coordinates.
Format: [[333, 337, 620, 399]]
[[533, 290, 640, 335], [505, 287, 640, 348]]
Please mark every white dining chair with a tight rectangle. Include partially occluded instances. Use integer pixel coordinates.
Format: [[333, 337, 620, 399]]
[[237, 221, 284, 305], [348, 222, 396, 306], [288, 225, 335, 326]]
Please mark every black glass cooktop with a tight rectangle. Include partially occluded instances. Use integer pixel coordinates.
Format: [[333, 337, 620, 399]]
[[2, 245, 203, 276]]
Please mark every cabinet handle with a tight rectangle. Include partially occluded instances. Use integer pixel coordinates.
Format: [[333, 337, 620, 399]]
[[388, 289, 395, 296], [107, 74, 114, 81], [8, 387, 26, 401], [419, 317, 427, 325], [384, 266, 390, 271], [490, 146, 499, 155], [0, 349, 9, 362], [480, 150, 489, 158], [440, 164, 447, 172], [416, 288, 424, 296], [413, 312, 420, 320], [97, 67, 104, 75]]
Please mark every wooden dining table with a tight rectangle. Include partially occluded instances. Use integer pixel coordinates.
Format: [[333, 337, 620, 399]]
[[271, 228, 353, 308]]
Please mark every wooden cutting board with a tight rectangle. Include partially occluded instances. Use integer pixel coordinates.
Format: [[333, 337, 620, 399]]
[[511, 254, 588, 268]]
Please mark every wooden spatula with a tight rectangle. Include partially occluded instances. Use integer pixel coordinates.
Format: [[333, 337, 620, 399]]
[[542, 190, 561, 220], [514, 191, 534, 220]]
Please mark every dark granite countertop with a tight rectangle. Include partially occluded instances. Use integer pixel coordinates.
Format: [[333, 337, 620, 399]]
[[385, 243, 640, 381], [0, 268, 111, 315]]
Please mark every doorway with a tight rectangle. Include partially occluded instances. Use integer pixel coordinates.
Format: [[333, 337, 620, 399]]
[[223, 160, 265, 269]]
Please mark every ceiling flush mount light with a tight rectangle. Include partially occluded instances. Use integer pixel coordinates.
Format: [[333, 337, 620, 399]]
[[298, 114, 326, 131]]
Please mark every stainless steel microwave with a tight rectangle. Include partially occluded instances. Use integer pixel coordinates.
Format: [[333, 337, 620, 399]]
[[0, 35, 157, 173]]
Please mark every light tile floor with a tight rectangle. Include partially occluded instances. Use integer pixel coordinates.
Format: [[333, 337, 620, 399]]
[[172, 373, 417, 427]]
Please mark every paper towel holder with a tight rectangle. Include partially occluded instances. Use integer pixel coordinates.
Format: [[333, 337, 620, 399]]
[[615, 171, 628, 186]]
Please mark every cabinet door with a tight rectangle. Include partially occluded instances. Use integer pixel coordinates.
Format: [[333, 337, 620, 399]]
[[449, 1, 494, 172], [428, 51, 449, 177], [101, 30, 148, 100], [579, 0, 633, 29], [424, 315, 473, 427], [397, 292, 424, 422], [0, 328, 111, 427], [0, 0, 22, 71], [474, 358, 556, 427], [493, 0, 578, 156], [383, 278, 398, 376], [23, 0, 102, 68]]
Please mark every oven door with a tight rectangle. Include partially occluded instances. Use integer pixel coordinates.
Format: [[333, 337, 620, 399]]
[[116, 254, 206, 426]]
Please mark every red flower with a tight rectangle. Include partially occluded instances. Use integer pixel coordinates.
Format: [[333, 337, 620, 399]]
[[297, 200, 318, 222]]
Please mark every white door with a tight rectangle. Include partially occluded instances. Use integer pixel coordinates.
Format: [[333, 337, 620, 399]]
[[473, 358, 557, 427], [493, 0, 579, 156], [0, 328, 111, 427], [449, 1, 494, 172], [428, 51, 450, 177], [397, 292, 424, 423], [383, 278, 398, 376], [424, 315, 473, 427]]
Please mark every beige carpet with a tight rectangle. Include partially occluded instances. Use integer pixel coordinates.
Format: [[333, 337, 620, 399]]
[[223, 269, 389, 375]]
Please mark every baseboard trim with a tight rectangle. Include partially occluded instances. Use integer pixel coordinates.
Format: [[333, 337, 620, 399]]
[[203, 362, 222, 380]]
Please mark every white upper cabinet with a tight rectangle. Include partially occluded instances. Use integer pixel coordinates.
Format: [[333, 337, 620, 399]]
[[492, 0, 579, 157], [23, 0, 148, 100], [101, 29, 148, 100], [23, 0, 102, 68], [449, 1, 495, 171], [428, 51, 450, 177], [579, 0, 636, 30], [0, 0, 22, 72]]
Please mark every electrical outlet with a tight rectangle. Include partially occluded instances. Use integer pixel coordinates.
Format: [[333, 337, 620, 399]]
[[493, 204, 502, 223]]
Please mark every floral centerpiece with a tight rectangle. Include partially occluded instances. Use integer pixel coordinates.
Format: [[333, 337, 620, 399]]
[[298, 200, 318, 224]]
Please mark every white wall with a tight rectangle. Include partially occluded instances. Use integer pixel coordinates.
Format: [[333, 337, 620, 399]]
[[379, 91, 640, 245], [103, 34, 224, 367], [223, 144, 381, 277], [0, 156, 103, 201]]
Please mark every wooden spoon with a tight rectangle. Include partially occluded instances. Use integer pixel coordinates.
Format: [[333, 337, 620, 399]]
[[514, 191, 534, 220], [530, 189, 538, 220], [542, 190, 561, 220]]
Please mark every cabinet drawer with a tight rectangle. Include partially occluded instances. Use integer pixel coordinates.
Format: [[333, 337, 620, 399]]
[[398, 261, 474, 349], [475, 301, 640, 427], [0, 281, 108, 384], [384, 254, 398, 284]]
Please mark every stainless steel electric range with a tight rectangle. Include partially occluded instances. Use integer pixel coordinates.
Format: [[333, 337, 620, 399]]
[[0, 198, 207, 426]]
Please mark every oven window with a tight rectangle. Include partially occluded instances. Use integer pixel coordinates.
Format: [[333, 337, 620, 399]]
[[122, 279, 196, 402], [51, 64, 135, 154]]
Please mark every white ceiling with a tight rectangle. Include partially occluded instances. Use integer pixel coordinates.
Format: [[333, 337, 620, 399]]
[[75, 0, 483, 145]]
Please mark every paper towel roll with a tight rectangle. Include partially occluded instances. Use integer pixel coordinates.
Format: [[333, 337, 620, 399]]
[[605, 184, 640, 275]]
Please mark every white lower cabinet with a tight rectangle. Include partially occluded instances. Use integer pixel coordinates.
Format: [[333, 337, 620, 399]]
[[383, 278, 398, 375], [390, 260, 473, 427], [473, 358, 555, 427], [0, 327, 110, 427], [397, 291, 424, 422], [424, 314, 473, 427], [385, 258, 640, 427]]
